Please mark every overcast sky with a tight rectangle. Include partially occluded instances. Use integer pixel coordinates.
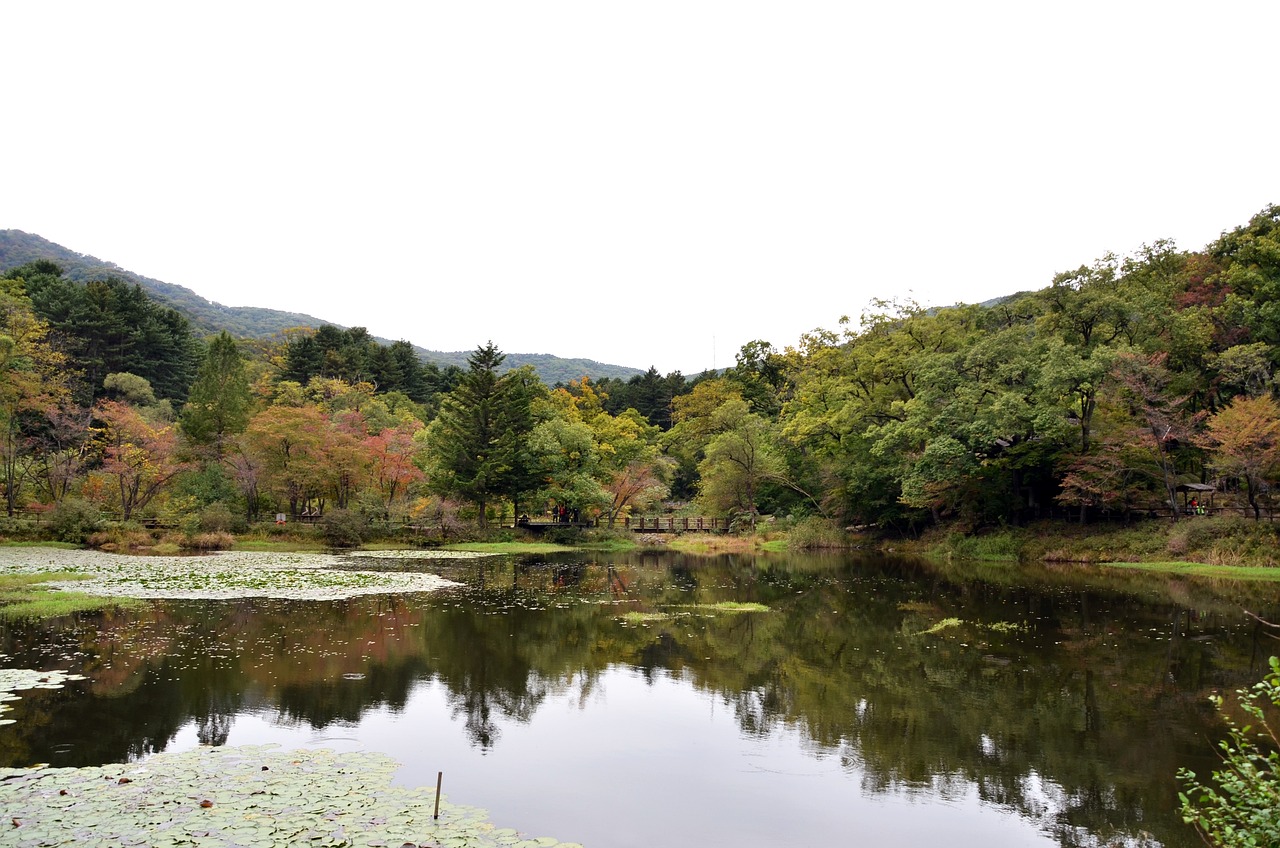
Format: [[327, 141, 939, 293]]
[[3, 2, 1278, 375]]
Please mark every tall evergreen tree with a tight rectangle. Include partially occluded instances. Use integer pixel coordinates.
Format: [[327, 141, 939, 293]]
[[181, 332, 252, 457], [13, 264, 200, 404], [426, 343, 541, 526]]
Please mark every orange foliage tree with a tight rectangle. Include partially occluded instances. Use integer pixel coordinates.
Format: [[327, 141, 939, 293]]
[[90, 400, 188, 520], [1199, 395, 1280, 519], [365, 424, 424, 515]]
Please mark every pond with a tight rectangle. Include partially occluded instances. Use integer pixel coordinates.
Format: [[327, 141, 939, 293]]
[[2, 548, 1279, 847]]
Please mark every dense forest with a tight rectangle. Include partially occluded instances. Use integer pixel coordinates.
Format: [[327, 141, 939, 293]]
[[2, 206, 1279, 538]]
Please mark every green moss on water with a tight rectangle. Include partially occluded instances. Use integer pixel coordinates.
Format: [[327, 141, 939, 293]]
[[682, 601, 771, 613], [919, 617, 964, 635], [622, 611, 672, 624], [0, 541, 83, 549]]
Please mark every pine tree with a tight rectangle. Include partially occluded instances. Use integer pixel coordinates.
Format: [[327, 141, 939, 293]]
[[427, 343, 541, 526], [180, 332, 251, 458]]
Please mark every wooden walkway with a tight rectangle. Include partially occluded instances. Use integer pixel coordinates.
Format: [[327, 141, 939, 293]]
[[509, 516, 730, 533], [624, 516, 729, 533]]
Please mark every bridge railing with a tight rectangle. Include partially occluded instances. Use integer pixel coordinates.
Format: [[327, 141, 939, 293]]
[[623, 516, 730, 532]]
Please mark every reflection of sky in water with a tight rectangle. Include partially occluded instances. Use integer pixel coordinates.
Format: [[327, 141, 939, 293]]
[[168, 667, 1058, 848]]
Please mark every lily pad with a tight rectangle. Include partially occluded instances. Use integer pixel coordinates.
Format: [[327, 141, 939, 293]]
[[0, 548, 459, 602], [0, 745, 576, 848], [0, 668, 87, 727]]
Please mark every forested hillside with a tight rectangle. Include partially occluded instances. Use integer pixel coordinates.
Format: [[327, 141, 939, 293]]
[[0, 230, 643, 384], [0, 230, 327, 339], [2, 206, 1278, 541]]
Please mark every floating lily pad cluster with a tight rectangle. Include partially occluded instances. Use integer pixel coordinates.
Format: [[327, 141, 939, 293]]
[[1, 745, 582, 848], [0, 669, 86, 727], [352, 551, 495, 561], [618, 602, 771, 626], [0, 549, 463, 602]]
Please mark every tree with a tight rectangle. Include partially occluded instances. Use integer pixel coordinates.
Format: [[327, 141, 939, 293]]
[[1209, 204, 1280, 347], [242, 405, 328, 518], [24, 402, 91, 507], [181, 332, 252, 457], [90, 399, 189, 520], [17, 265, 201, 404], [0, 274, 71, 515], [530, 379, 668, 524], [695, 397, 783, 527], [426, 343, 541, 526], [1112, 352, 1204, 518], [1198, 395, 1280, 520], [729, 339, 788, 415], [528, 417, 608, 517], [603, 458, 671, 527], [365, 424, 425, 514]]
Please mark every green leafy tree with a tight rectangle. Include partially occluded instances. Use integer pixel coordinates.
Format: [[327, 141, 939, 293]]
[[695, 397, 783, 527], [532, 379, 668, 524], [242, 404, 328, 518], [728, 339, 788, 415], [1210, 205, 1280, 347], [16, 264, 200, 404], [181, 332, 252, 457]]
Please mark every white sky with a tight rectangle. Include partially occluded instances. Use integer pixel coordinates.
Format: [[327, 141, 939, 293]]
[[3, 2, 1278, 375]]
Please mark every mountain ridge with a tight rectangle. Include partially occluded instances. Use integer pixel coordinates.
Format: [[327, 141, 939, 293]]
[[0, 229, 644, 384]]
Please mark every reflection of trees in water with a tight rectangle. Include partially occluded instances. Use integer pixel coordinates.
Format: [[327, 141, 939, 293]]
[[702, 559, 1274, 848], [4, 552, 1279, 847], [196, 710, 232, 747], [275, 658, 428, 728]]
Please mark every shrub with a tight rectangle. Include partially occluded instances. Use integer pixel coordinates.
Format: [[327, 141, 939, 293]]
[[0, 515, 40, 542], [46, 498, 103, 544], [320, 509, 366, 548], [182, 531, 235, 550], [86, 523, 154, 551], [1179, 656, 1280, 847], [199, 502, 235, 533], [787, 516, 851, 549]]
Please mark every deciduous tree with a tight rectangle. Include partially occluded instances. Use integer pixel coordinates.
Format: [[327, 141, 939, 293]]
[[1198, 395, 1280, 520], [90, 400, 188, 519]]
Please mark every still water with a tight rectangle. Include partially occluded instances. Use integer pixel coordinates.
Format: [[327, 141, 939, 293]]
[[2, 550, 1278, 847]]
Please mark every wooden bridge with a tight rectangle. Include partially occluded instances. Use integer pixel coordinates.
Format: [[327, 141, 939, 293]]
[[511, 516, 730, 533], [624, 516, 730, 533]]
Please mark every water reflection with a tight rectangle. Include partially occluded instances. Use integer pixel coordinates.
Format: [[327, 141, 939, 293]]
[[2, 551, 1278, 847]]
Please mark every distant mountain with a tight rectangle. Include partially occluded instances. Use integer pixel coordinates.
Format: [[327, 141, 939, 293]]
[[0, 230, 643, 384]]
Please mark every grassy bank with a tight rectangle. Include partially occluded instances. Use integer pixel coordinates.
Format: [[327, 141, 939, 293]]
[[908, 515, 1280, 573], [0, 572, 142, 620]]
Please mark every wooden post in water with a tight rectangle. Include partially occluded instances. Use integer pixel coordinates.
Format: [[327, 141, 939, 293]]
[[434, 771, 443, 820]]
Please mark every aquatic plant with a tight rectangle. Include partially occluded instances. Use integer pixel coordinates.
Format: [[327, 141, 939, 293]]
[[1, 744, 582, 847], [0, 548, 462, 602], [0, 668, 86, 726]]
